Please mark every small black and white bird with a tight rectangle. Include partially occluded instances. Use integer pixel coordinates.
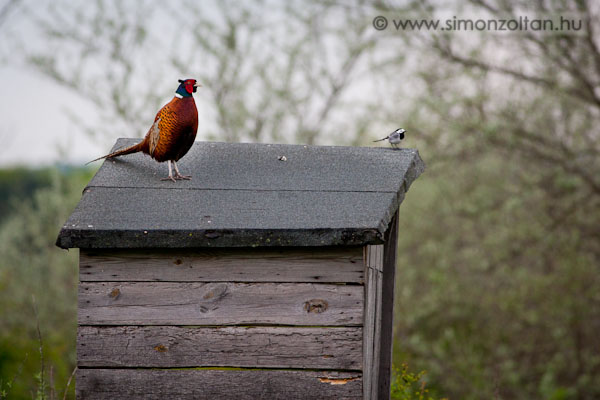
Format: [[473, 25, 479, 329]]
[[373, 128, 406, 150]]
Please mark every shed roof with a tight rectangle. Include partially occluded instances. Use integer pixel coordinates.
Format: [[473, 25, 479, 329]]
[[56, 138, 424, 249]]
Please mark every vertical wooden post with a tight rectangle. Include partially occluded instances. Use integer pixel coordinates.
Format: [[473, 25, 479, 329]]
[[363, 210, 399, 400], [363, 244, 383, 399], [378, 211, 399, 398]]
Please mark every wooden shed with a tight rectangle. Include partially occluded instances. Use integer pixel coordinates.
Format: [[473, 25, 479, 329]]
[[56, 138, 425, 400]]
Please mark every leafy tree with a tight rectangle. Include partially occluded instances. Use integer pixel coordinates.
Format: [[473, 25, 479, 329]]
[[378, 0, 600, 398]]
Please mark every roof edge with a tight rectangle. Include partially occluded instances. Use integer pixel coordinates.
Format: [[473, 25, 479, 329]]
[[376, 149, 426, 236], [56, 227, 384, 249]]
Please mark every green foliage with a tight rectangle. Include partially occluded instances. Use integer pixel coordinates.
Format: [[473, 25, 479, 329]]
[[387, 1, 600, 397], [33, 371, 44, 400], [391, 364, 446, 400], [0, 167, 92, 400], [0, 168, 53, 224], [393, 149, 600, 399]]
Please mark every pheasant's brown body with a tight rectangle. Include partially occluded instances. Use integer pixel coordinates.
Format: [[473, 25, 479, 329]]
[[89, 79, 200, 181], [141, 96, 198, 162]]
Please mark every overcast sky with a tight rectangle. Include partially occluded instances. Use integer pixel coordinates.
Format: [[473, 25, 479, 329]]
[[0, 64, 102, 166], [0, 0, 106, 167]]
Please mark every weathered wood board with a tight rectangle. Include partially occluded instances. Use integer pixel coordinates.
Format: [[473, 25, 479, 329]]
[[79, 282, 363, 326], [79, 247, 364, 283], [78, 326, 362, 369], [378, 212, 399, 399], [363, 244, 384, 399], [76, 369, 363, 400]]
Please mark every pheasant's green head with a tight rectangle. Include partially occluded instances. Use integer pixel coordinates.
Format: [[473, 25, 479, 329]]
[[176, 79, 201, 97]]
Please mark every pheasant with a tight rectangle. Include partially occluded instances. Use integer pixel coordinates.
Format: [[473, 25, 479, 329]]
[[88, 79, 200, 182], [373, 128, 406, 150]]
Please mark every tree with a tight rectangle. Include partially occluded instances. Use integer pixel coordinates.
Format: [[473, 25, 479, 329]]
[[374, 0, 600, 398], [24, 0, 411, 147], [5, 0, 600, 398]]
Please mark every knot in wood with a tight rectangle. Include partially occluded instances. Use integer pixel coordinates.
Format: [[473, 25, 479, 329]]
[[108, 288, 121, 299], [202, 284, 229, 302], [304, 299, 328, 313], [154, 344, 168, 353]]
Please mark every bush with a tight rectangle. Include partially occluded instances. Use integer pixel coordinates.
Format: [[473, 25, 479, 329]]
[[0, 167, 92, 400], [391, 363, 447, 400]]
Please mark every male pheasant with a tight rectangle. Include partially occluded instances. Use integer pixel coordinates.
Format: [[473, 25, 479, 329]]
[[89, 78, 200, 182]]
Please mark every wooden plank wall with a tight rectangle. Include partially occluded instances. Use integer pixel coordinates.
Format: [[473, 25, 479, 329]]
[[77, 247, 365, 399]]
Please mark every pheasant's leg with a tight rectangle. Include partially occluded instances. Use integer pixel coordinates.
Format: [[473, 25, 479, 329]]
[[160, 160, 176, 182], [173, 161, 192, 180]]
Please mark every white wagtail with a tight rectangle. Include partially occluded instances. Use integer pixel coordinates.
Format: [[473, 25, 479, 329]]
[[373, 128, 406, 149]]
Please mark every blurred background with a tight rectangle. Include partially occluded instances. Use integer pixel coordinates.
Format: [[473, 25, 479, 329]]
[[0, 0, 599, 399]]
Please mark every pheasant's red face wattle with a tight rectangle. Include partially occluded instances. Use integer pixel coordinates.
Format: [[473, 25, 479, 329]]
[[184, 80, 197, 94]]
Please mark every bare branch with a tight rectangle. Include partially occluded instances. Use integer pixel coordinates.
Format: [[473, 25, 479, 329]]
[[434, 39, 600, 107], [61, 367, 77, 400]]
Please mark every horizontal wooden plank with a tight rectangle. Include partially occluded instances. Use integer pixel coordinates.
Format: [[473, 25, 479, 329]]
[[78, 326, 362, 370], [76, 369, 362, 399], [79, 247, 364, 283], [77, 368, 362, 399], [79, 282, 363, 326]]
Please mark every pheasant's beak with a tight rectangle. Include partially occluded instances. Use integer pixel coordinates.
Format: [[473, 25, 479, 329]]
[[193, 82, 201, 93]]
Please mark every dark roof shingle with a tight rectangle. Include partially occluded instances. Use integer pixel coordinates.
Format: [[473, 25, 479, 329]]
[[56, 139, 424, 248]]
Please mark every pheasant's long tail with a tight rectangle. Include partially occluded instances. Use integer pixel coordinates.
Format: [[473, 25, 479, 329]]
[[86, 142, 144, 165], [373, 136, 389, 142]]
